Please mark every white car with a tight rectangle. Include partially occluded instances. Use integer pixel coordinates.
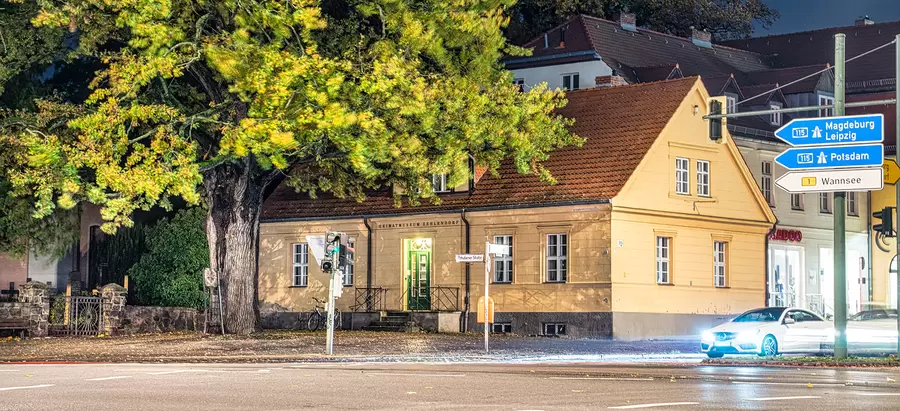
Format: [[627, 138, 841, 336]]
[[701, 307, 832, 358]]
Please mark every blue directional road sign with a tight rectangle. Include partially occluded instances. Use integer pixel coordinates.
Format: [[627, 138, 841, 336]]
[[775, 143, 883, 170], [774, 114, 884, 147]]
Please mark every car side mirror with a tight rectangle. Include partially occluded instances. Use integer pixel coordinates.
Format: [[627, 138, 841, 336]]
[[783, 318, 795, 325]]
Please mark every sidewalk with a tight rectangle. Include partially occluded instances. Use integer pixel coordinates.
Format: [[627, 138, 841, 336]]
[[0, 331, 700, 363]]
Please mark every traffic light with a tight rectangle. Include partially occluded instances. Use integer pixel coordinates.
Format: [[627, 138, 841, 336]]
[[322, 232, 341, 272], [873, 207, 895, 237], [709, 100, 722, 141]]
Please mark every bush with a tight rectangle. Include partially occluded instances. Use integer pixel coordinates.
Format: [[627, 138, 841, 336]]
[[128, 208, 208, 308]]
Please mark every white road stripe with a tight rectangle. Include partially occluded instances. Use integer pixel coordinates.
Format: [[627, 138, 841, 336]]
[[86, 376, 132, 381], [749, 396, 821, 401], [854, 392, 900, 396], [365, 373, 466, 377], [608, 402, 699, 409], [549, 377, 653, 381], [732, 381, 844, 386], [147, 370, 197, 375], [0, 384, 55, 392], [0, 370, 21, 372]]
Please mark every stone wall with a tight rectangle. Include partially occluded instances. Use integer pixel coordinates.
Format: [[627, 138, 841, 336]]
[[122, 306, 201, 334], [0, 282, 50, 337]]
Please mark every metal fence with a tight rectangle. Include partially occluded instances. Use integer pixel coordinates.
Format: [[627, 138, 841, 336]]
[[49, 296, 103, 336], [351, 287, 459, 312]]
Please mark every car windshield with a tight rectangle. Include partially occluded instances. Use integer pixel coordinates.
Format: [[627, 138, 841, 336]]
[[732, 308, 785, 322], [849, 309, 898, 321]]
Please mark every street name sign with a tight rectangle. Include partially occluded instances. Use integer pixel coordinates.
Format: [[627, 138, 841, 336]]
[[775, 167, 884, 193], [455, 254, 484, 263], [487, 243, 510, 256], [884, 159, 900, 185], [774, 114, 884, 147], [774, 143, 883, 170]]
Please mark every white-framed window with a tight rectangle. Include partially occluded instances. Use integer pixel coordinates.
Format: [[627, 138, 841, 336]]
[[656, 236, 671, 284], [791, 193, 804, 210], [725, 94, 737, 114], [343, 239, 355, 286], [697, 160, 710, 197], [292, 243, 309, 287], [820, 192, 832, 214], [546, 233, 567, 283], [513, 78, 525, 92], [770, 103, 782, 126], [675, 157, 689, 195], [714, 241, 727, 288], [543, 323, 566, 336], [819, 95, 835, 117], [432, 173, 451, 193], [562, 73, 580, 90], [761, 161, 773, 206], [848, 192, 858, 216], [491, 323, 512, 334], [493, 235, 513, 283]]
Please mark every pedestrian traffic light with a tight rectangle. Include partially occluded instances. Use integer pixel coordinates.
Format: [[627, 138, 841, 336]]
[[873, 207, 895, 237], [709, 100, 722, 141], [322, 232, 341, 272]]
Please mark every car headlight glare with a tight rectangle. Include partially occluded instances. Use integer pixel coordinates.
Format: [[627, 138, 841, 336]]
[[701, 331, 715, 342]]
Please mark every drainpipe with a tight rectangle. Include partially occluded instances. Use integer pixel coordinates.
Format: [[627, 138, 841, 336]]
[[866, 191, 873, 304], [764, 219, 778, 307], [363, 217, 373, 311], [461, 209, 471, 332]]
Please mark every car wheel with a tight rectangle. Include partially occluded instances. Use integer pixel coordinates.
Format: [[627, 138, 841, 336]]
[[759, 334, 778, 357], [706, 352, 725, 359]]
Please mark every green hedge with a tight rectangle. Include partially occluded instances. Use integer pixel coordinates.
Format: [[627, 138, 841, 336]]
[[128, 208, 208, 308]]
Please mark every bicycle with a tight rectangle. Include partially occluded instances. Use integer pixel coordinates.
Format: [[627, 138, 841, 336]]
[[306, 297, 341, 331]]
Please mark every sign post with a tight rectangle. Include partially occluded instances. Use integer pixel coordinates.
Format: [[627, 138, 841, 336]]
[[484, 242, 490, 353]]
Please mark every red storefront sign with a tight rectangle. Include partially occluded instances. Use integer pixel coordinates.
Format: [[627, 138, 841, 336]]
[[769, 229, 802, 242]]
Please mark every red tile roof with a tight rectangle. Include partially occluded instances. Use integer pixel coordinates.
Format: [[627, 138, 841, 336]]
[[721, 21, 900, 86], [744, 65, 831, 94], [633, 64, 682, 82], [260, 78, 698, 221]]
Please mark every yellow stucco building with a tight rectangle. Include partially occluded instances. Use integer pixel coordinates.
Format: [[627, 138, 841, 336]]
[[257, 77, 776, 339]]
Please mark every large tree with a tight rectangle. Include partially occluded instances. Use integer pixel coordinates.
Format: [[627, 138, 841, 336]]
[[505, 0, 779, 45], [1, 0, 578, 334]]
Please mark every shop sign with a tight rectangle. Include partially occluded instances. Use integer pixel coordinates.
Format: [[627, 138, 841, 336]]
[[769, 229, 802, 242]]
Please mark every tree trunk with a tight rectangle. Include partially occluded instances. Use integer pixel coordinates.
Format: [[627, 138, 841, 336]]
[[204, 158, 264, 335]]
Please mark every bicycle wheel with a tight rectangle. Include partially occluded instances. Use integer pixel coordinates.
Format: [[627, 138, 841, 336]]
[[307, 312, 322, 331]]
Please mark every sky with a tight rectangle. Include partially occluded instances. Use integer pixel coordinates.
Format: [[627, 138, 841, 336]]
[[755, 0, 900, 36]]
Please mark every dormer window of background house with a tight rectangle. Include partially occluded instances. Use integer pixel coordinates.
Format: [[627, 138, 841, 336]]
[[725, 95, 737, 114], [562, 73, 580, 90], [770, 103, 782, 126], [432, 173, 452, 193]]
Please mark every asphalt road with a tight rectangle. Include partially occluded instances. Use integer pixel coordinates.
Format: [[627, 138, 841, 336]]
[[1, 362, 899, 410]]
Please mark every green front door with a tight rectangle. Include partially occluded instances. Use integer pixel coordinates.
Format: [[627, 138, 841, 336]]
[[407, 250, 431, 310]]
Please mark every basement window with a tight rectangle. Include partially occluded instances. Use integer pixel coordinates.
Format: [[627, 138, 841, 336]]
[[491, 323, 512, 334], [543, 323, 566, 336]]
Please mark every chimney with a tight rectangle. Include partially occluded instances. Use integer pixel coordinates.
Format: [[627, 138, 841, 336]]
[[855, 15, 874, 26], [690, 27, 712, 48], [617, 12, 637, 32], [595, 75, 628, 88]]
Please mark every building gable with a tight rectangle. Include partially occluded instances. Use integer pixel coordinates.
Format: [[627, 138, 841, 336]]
[[612, 78, 775, 225]]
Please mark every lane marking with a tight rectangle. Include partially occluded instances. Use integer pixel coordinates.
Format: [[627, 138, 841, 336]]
[[549, 377, 653, 381], [732, 381, 845, 386], [86, 376, 132, 381], [853, 392, 900, 396], [0, 370, 22, 372], [608, 402, 699, 409], [749, 396, 821, 401], [0, 384, 55, 392], [365, 373, 466, 377]]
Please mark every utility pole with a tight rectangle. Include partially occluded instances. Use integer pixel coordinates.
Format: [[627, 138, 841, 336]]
[[833, 33, 848, 359], [895, 33, 900, 356], [325, 235, 340, 355]]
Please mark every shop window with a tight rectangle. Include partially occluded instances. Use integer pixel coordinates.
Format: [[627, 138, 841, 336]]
[[292, 243, 309, 287], [543, 323, 566, 336], [675, 158, 689, 195]]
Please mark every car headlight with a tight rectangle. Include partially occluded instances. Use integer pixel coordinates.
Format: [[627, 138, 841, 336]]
[[701, 331, 715, 342], [737, 330, 760, 341]]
